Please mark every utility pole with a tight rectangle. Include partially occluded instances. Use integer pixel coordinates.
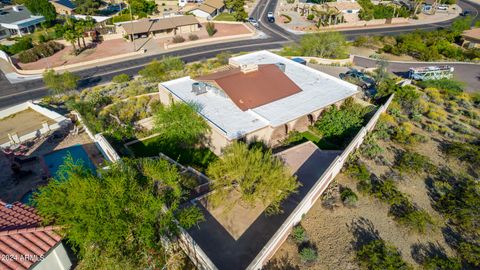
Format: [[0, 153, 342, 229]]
[[129, 2, 136, 52]]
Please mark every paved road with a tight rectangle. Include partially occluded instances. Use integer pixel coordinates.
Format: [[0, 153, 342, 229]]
[[353, 56, 480, 92], [0, 0, 479, 108]]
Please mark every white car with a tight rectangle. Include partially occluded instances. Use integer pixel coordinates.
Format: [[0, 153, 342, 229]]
[[248, 17, 259, 28], [267, 12, 275, 22], [437, 4, 449, 11]]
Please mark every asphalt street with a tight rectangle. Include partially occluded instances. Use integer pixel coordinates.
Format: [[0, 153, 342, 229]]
[[353, 56, 480, 92], [0, 0, 479, 108]]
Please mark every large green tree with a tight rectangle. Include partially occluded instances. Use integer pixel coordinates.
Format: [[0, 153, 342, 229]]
[[24, 0, 57, 23], [34, 156, 203, 269], [154, 102, 210, 147], [207, 142, 299, 214], [42, 69, 80, 95], [73, 0, 102, 15], [297, 31, 349, 59], [128, 0, 157, 17]]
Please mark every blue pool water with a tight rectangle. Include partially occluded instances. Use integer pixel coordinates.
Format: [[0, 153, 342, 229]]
[[43, 144, 96, 178]]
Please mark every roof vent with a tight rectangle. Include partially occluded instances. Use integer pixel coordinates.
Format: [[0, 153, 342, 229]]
[[12, 6, 20, 12], [275, 62, 286, 72], [5, 204, 13, 209], [240, 64, 258, 74], [192, 82, 207, 95]]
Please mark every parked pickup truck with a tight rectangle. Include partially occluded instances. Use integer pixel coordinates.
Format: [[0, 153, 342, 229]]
[[267, 12, 275, 23], [339, 69, 375, 89]]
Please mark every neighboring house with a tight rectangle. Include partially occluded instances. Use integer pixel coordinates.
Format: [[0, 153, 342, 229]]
[[50, 0, 76, 15], [117, 15, 200, 39], [190, 0, 225, 19], [325, 0, 361, 14], [0, 200, 73, 270], [462, 28, 480, 48], [0, 5, 45, 38], [158, 50, 359, 155]]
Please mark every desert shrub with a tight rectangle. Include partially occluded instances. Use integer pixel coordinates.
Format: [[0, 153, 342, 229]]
[[281, 14, 292, 23], [340, 187, 358, 207], [423, 87, 444, 104], [18, 50, 39, 63], [346, 162, 371, 182], [374, 113, 396, 140], [188, 34, 199, 41], [357, 240, 411, 270], [299, 247, 318, 263], [395, 151, 433, 174], [444, 141, 480, 165], [395, 205, 434, 233], [423, 256, 462, 270], [112, 74, 130, 84], [309, 58, 318, 64], [307, 14, 314, 20], [291, 225, 307, 243], [424, 122, 439, 132], [451, 123, 470, 135], [426, 106, 448, 121], [360, 133, 384, 159], [458, 242, 480, 267], [18, 41, 64, 63], [172, 35, 185, 43], [206, 22, 217, 36], [1, 36, 33, 55], [392, 122, 418, 145]]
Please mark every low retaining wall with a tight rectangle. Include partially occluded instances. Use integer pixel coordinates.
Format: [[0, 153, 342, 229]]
[[248, 94, 394, 269], [164, 24, 255, 50], [286, 55, 354, 66], [0, 101, 71, 148], [71, 111, 120, 163], [0, 48, 145, 76]]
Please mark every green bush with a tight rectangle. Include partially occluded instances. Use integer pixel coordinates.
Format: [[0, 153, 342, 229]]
[[314, 98, 373, 147], [291, 225, 307, 243], [206, 22, 217, 37], [418, 79, 465, 98], [307, 14, 314, 20], [299, 247, 318, 263], [360, 134, 384, 159], [357, 240, 411, 270], [18, 50, 40, 63], [281, 14, 292, 23], [423, 256, 461, 270], [340, 187, 358, 207], [112, 74, 130, 84], [458, 241, 480, 267], [395, 151, 433, 174], [18, 41, 64, 63]]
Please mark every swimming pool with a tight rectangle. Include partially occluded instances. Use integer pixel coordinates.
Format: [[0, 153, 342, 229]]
[[43, 144, 96, 178]]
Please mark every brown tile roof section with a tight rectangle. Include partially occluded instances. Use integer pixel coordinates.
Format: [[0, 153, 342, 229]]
[[462, 28, 480, 41], [204, 0, 225, 9], [196, 64, 302, 111], [0, 201, 62, 270]]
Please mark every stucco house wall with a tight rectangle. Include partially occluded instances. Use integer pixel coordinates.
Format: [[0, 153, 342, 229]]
[[32, 242, 72, 270]]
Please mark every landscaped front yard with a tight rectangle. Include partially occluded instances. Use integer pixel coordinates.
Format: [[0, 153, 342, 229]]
[[128, 135, 217, 173]]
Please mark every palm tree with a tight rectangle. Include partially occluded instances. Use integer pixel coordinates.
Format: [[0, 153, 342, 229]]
[[64, 30, 77, 53], [76, 20, 87, 48]]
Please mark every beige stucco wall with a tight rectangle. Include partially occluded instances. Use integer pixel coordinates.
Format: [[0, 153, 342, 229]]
[[177, 24, 199, 34], [33, 242, 72, 270]]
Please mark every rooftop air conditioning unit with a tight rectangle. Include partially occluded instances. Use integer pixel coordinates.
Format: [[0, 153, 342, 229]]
[[192, 82, 207, 95]]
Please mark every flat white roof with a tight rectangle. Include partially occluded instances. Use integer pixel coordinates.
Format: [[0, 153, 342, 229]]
[[161, 50, 358, 140]]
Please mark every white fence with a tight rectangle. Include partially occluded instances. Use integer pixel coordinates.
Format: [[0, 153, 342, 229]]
[[0, 101, 71, 148], [247, 94, 394, 269], [71, 111, 120, 163]]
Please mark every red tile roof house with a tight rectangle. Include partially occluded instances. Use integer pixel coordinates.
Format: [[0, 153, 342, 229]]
[[0, 200, 73, 270]]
